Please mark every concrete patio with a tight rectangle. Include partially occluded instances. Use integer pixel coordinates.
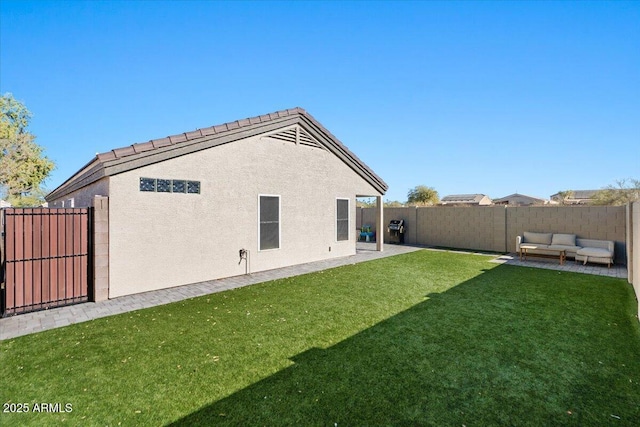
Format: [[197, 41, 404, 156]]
[[492, 253, 628, 279]]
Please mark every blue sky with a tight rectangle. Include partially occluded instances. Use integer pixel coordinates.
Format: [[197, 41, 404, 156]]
[[1, 1, 638, 203]]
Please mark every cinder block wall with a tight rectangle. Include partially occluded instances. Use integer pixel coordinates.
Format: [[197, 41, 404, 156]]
[[358, 206, 505, 251], [631, 202, 639, 315], [359, 205, 627, 263], [357, 207, 378, 233], [417, 206, 506, 252], [356, 207, 419, 244], [384, 207, 418, 244], [506, 206, 626, 264]]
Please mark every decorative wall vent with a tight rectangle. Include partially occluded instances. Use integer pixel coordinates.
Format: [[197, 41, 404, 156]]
[[298, 127, 322, 149], [263, 126, 324, 150]]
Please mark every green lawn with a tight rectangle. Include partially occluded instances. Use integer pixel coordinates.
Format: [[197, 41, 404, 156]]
[[1, 250, 639, 426]]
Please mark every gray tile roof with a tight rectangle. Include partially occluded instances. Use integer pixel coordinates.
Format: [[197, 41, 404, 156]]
[[492, 193, 546, 203], [570, 190, 599, 199], [47, 107, 388, 201], [550, 190, 599, 199], [95, 108, 304, 163]]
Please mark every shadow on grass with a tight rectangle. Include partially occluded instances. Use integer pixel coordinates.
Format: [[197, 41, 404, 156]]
[[168, 264, 640, 426]]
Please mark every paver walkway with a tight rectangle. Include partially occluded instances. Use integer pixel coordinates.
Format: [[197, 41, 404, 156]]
[[1, 243, 628, 340], [491, 253, 628, 279], [0, 243, 420, 340]]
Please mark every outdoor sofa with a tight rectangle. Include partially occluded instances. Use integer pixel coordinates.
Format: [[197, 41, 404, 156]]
[[516, 231, 614, 267]]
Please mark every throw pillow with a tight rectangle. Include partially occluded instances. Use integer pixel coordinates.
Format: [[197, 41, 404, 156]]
[[551, 233, 577, 246]]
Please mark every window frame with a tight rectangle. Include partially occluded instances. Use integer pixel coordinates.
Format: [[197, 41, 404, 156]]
[[258, 194, 281, 251], [336, 197, 350, 242]]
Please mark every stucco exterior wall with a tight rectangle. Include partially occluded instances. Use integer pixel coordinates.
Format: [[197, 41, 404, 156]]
[[48, 178, 109, 208], [107, 133, 380, 298]]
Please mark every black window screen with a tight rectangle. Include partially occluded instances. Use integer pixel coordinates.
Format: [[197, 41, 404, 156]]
[[260, 196, 280, 250], [337, 199, 349, 241]]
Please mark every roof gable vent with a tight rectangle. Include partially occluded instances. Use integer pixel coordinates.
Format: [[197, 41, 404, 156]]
[[263, 125, 324, 150]]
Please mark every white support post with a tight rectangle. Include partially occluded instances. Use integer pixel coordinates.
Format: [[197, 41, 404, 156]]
[[376, 195, 384, 252]]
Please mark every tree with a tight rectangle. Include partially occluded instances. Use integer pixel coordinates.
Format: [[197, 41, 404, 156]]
[[555, 190, 574, 205], [356, 197, 376, 208], [591, 179, 640, 206], [406, 185, 439, 206], [384, 200, 404, 207], [0, 93, 55, 206]]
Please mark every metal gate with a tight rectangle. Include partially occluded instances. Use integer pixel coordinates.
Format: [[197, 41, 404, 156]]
[[1, 208, 93, 316]]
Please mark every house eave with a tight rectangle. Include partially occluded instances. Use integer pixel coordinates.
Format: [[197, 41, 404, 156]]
[[46, 108, 388, 201]]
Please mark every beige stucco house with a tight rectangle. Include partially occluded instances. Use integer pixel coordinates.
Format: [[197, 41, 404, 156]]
[[550, 190, 599, 205], [493, 193, 553, 206], [439, 194, 492, 206], [46, 108, 386, 299]]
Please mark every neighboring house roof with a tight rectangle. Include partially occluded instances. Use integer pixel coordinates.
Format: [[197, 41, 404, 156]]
[[440, 194, 492, 205], [46, 107, 388, 201], [493, 193, 547, 205], [550, 190, 599, 204]]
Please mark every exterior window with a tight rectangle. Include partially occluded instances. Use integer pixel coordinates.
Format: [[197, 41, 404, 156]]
[[187, 181, 200, 194], [140, 178, 156, 192], [156, 179, 171, 192], [337, 198, 349, 241], [172, 180, 186, 193], [259, 195, 280, 250], [140, 177, 200, 194]]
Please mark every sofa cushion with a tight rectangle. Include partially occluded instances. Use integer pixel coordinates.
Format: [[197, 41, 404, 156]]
[[576, 247, 612, 258], [523, 232, 553, 245], [520, 244, 547, 250], [551, 233, 576, 246], [548, 244, 581, 253], [576, 238, 613, 251]]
